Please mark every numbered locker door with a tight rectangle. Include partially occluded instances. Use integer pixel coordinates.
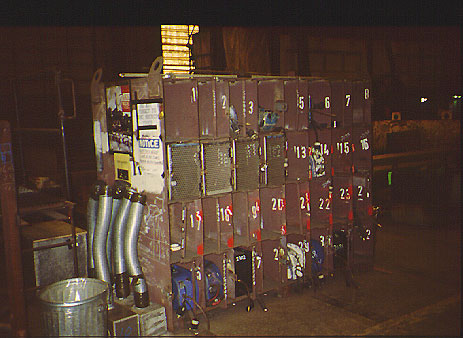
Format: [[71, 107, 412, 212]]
[[285, 182, 310, 234], [330, 80, 344, 129], [244, 79, 259, 136], [352, 217, 376, 272], [309, 177, 332, 229], [248, 190, 261, 243], [352, 80, 367, 125], [202, 253, 228, 309], [261, 134, 286, 187], [232, 192, 249, 248], [198, 79, 216, 139], [168, 143, 201, 202], [185, 199, 204, 259], [260, 186, 286, 240], [202, 140, 232, 196], [202, 197, 220, 254], [363, 80, 371, 124], [353, 125, 372, 173], [286, 233, 311, 282], [229, 80, 246, 138], [284, 79, 298, 130], [353, 173, 372, 220], [309, 80, 332, 128], [308, 129, 331, 181], [286, 131, 309, 182], [332, 127, 353, 176], [218, 194, 234, 251], [331, 174, 354, 225], [233, 138, 260, 192], [257, 79, 285, 131], [163, 80, 199, 142], [310, 227, 331, 277], [168, 202, 187, 263], [215, 79, 230, 138], [261, 239, 286, 291]]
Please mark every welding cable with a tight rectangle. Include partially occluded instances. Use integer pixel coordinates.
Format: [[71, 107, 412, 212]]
[[106, 180, 130, 285], [124, 192, 150, 308], [93, 184, 114, 308], [86, 181, 105, 278], [112, 185, 134, 298]]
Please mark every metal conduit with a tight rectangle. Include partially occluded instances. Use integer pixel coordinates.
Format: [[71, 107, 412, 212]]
[[86, 181, 105, 278], [124, 192, 150, 308]]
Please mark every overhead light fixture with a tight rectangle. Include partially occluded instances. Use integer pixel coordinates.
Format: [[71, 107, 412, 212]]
[[420, 97, 428, 103]]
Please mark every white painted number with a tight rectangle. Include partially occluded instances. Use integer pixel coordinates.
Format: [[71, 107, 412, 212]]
[[345, 94, 351, 107], [320, 235, 325, 247], [294, 145, 307, 159], [357, 185, 364, 201], [298, 95, 305, 110], [337, 142, 350, 154], [318, 197, 331, 210], [272, 198, 285, 211], [340, 188, 351, 200], [248, 100, 254, 115], [195, 267, 202, 281], [191, 87, 197, 102], [325, 96, 330, 109], [365, 88, 370, 100], [221, 95, 227, 109], [360, 138, 369, 150], [298, 240, 310, 253]]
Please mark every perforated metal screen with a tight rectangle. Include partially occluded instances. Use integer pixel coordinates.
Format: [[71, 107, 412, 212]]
[[168, 143, 201, 201], [203, 141, 232, 196], [265, 134, 285, 186], [234, 139, 260, 191]]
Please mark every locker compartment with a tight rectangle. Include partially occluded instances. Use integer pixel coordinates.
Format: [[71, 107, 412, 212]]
[[285, 182, 310, 234], [353, 173, 372, 220], [233, 247, 253, 298], [233, 138, 260, 192], [261, 239, 286, 292], [215, 79, 231, 138], [285, 131, 310, 182], [217, 194, 234, 252], [352, 80, 370, 125], [363, 80, 372, 124], [309, 80, 332, 128], [247, 190, 262, 244], [308, 129, 331, 180], [167, 143, 201, 202], [201, 140, 232, 196], [309, 227, 329, 278], [351, 217, 376, 272], [285, 234, 311, 282], [203, 253, 230, 309], [232, 192, 250, 248], [257, 79, 285, 132], [331, 174, 354, 225], [244, 79, 259, 137], [259, 186, 286, 240], [202, 195, 233, 254], [309, 176, 332, 229], [163, 80, 199, 141], [197, 79, 216, 139], [352, 126, 372, 173], [229, 79, 246, 138], [332, 127, 353, 175], [332, 227, 351, 272], [260, 133, 286, 187], [284, 79, 309, 131], [169, 200, 203, 262], [330, 80, 353, 128], [171, 258, 205, 316]]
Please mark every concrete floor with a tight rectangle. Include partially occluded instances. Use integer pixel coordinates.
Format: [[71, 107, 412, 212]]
[[1, 204, 461, 337]]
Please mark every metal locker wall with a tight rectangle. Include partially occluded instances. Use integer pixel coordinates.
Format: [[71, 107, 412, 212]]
[[285, 131, 310, 182], [202, 140, 232, 196], [309, 80, 332, 128], [233, 138, 260, 192], [163, 80, 199, 141], [167, 143, 201, 202], [332, 127, 353, 175]]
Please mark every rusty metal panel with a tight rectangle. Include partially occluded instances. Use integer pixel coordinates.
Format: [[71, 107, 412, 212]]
[[259, 186, 286, 240], [202, 141, 232, 196], [168, 203, 186, 263], [185, 199, 204, 260], [286, 131, 309, 182], [258, 79, 285, 131], [198, 79, 216, 139], [331, 174, 353, 224], [352, 126, 372, 172], [308, 129, 331, 181], [344, 81, 353, 127], [309, 177, 332, 229], [286, 234, 310, 281], [232, 192, 250, 248], [261, 239, 285, 291], [247, 190, 261, 243], [252, 243, 264, 295], [297, 79, 309, 131], [284, 80, 298, 130], [310, 227, 331, 276], [351, 217, 375, 272], [215, 79, 231, 138], [285, 182, 310, 234], [263, 134, 286, 186], [217, 194, 234, 251], [332, 127, 353, 175], [352, 80, 365, 124], [167, 143, 201, 201], [353, 173, 372, 220], [233, 138, 260, 191], [228, 80, 246, 138], [330, 80, 344, 129], [363, 80, 371, 124], [163, 80, 199, 141], [245, 80, 259, 136], [332, 227, 352, 272], [202, 197, 220, 255], [309, 80, 331, 128]]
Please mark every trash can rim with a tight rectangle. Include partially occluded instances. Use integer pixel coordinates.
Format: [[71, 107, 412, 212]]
[[37, 277, 109, 307]]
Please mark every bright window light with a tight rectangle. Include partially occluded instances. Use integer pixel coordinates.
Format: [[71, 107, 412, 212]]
[[161, 25, 199, 74]]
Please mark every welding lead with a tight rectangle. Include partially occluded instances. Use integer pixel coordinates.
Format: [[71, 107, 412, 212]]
[[93, 184, 114, 308], [124, 192, 150, 308], [86, 181, 105, 278], [107, 181, 130, 283], [112, 187, 134, 298]]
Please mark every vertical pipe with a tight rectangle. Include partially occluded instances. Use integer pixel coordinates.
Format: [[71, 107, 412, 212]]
[[0, 121, 28, 337], [124, 192, 150, 308], [93, 184, 114, 307], [86, 181, 105, 278]]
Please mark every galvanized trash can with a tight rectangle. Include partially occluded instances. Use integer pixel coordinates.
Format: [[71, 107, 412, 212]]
[[37, 278, 109, 337]]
